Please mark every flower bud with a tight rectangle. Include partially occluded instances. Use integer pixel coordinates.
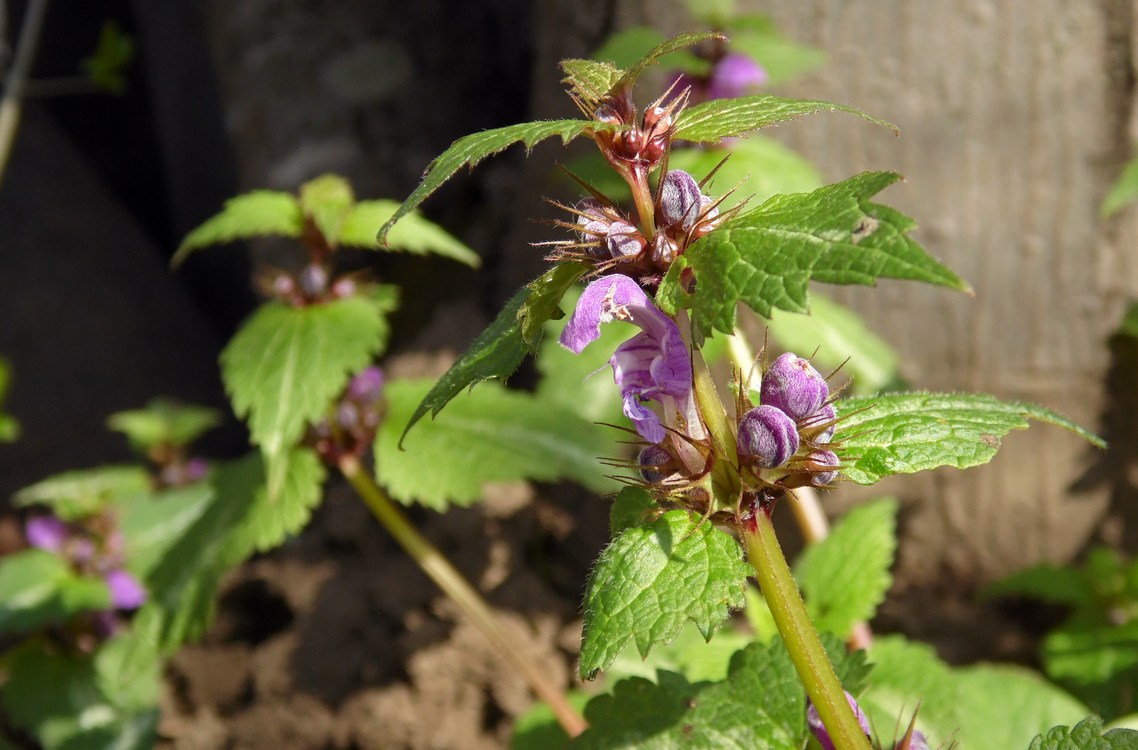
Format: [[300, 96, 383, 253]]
[[298, 263, 329, 298], [607, 220, 645, 258], [807, 692, 871, 750], [801, 402, 837, 444], [897, 730, 929, 750], [761, 353, 829, 420], [637, 444, 676, 484], [332, 277, 357, 298], [805, 448, 841, 487], [660, 170, 703, 231], [737, 405, 799, 469], [347, 366, 385, 402], [104, 569, 147, 610]]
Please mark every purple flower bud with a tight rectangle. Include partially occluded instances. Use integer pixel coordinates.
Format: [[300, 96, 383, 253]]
[[184, 457, 210, 483], [337, 401, 361, 432], [637, 444, 675, 483], [801, 402, 838, 443], [806, 448, 841, 487], [761, 353, 829, 420], [737, 405, 799, 469], [807, 692, 871, 750], [104, 569, 147, 610], [897, 730, 929, 750], [660, 170, 703, 231], [706, 53, 768, 100], [298, 263, 329, 297], [25, 516, 68, 552], [606, 220, 645, 258], [347, 366, 385, 402], [331, 277, 357, 298]]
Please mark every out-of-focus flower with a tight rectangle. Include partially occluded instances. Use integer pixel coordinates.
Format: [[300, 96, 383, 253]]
[[560, 274, 692, 445], [104, 568, 147, 610], [705, 52, 768, 100], [25, 515, 68, 553]]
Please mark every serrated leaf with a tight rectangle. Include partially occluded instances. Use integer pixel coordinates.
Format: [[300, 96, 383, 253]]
[[836, 392, 1105, 485], [237, 447, 326, 551], [674, 95, 896, 143], [399, 285, 532, 443], [1030, 716, 1138, 750], [13, 466, 152, 520], [796, 499, 897, 637], [338, 199, 480, 265], [0, 550, 111, 635], [588, 27, 708, 77], [378, 120, 599, 244], [1, 636, 159, 750], [561, 58, 625, 104], [173, 190, 302, 266], [573, 639, 825, 749], [298, 173, 355, 246], [107, 398, 222, 453], [612, 31, 723, 96], [221, 297, 387, 491], [378, 379, 616, 509], [519, 261, 588, 345], [657, 172, 969, 337], [579, 510, 749, 680], [1103, 157, 1138, 218]]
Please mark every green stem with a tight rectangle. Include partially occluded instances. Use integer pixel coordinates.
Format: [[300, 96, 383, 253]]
[[743, 509, 870, 750], [338, 455, 588, 739]]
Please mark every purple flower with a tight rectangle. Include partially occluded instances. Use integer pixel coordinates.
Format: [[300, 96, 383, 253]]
[[807, 691, 871, 750], [706, 53, 768, 100], [25, 515, 68, 553], [104, 569, 147, 610], [737, 405, 799, 468], [637, 444, 676, 483], [560, 275, 692, 444], [347, 366, 385, 402], [761, 352, 829, 420]]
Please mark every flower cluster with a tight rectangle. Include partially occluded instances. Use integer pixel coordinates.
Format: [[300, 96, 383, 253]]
[[307, 365, 386, 462], [737, 352, 841, 488], [24, 511, 147, 645], [257, 263, 363, 307]]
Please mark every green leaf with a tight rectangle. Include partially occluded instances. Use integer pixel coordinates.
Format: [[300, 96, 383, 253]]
[[117, 482, 216, 580], [588, 27, 708, 77], [675, 136, 824, 208], [107, 398, 222, 453], [1, 636, 159, 750], [518, 261, 588, 345], [986, 563, 1097, 609], [954, 665, 1092, 750], [836, 392, 1106, 485], [674, 95, 896, 143], [81, 20, 135, 95], [1042, 623, 1138, 720], [724, 15, 827, 85], [1030, 717, 1138, 749], [511, 691, 593, 750], [378, 120, 599, 244], [796, 498, 897, 637], [0, 358, 19, 442], [237, 447, 326, 551], [573, 638, 832, 749], [657, 172, 969, 337], [1103, 157, 1138, 218], [609, 487, 659, 537], [612, 31, 723, 96], [578, 510, 749, 680], [0, 550, 111, 635], [859, 636, 960, 748], [173, 190, 302, 266], [398, 285, 532, 443], [561, 58, 626, 104], [769, 292, 901, 396], [13, 466, 152, 520], [1117, 302, 1138, 339], [221, 297, 388, 492], [298, 173, 355, 245], [687, 0, 735, 26], [378, 378, 616, 509], [338, 199, 480, 265], [605, 620, 753, 687]]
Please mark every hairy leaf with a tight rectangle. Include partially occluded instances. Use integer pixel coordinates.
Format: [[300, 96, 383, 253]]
[[298, 173, 355, 245], [518, 261, 588, 345], [221, 297, 388, 493], [674, 95, 896, 143], [338, 199, 479, 265], [796, 499, 897, 637], [0, 550, 110, 635], [769, 292, 901, 396], [13, 466, 152, 520], [378, 120, 598, 244], [579, 510, 749, 680], [608, 487, 658, 537], [107, 399, 222, 453], [173, 191, 302, 266], [836, 392, 1105, 485], [657, 172, 969, 337], [378, 379, 616, 509], [612, 31, 723, 95], [1029, 716, 1138, 750], [561, 58, 625, 104], [399, 285, 532, 443]]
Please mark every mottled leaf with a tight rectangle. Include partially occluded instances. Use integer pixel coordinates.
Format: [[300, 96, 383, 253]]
[[836, 392, 1105, 485], [579, 510, 749, 680]]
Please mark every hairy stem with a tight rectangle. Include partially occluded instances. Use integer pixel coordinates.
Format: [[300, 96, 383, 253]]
[[0, 0, 50, 187], [338, 455, 588, 738], [743, 509, 870, 750]]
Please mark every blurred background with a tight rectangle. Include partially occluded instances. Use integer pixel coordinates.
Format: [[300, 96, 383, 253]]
[[2, 1, 1137, 747]]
